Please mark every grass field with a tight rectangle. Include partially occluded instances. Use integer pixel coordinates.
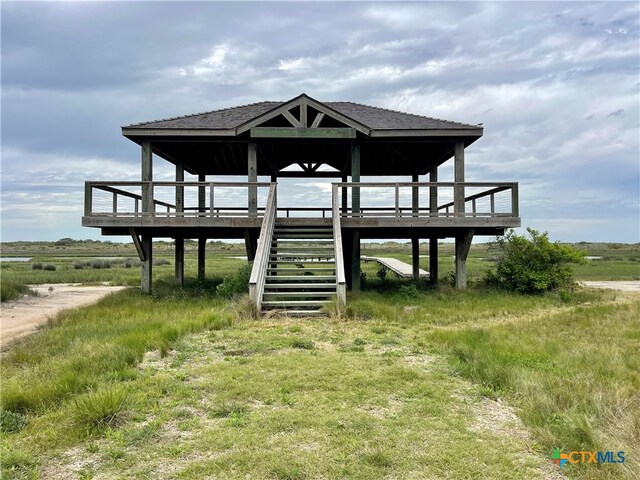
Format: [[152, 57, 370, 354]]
[[2, 240, 638, 303], [1, 240, 638, 479]]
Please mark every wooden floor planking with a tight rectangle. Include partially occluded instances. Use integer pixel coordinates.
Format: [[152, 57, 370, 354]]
[[362, 256, 429, 278]]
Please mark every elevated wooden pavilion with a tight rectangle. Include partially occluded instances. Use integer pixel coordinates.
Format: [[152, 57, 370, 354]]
[[83, 93, 520, 314]]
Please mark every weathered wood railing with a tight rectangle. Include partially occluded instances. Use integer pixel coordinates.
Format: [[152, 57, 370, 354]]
[[334, 182, 519, 218], [249, 183, 277, 312], [331, 185, 347, 313], [85, 183, 175, 216], [84, 181, 272, 218]]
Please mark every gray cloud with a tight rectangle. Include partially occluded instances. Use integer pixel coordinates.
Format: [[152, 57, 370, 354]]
[[1, 1, 638, 242]]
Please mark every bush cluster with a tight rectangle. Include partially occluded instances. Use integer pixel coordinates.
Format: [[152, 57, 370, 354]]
[[485, 228, 586, 294], [31, 263, 56, 271], [216, 263, 252, 299], [0, 410, 27, 433]]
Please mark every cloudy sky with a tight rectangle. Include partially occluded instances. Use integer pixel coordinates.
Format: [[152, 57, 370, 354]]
[[1, 1, 638, 243]]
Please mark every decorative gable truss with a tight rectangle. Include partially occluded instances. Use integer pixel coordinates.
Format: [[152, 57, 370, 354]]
[[237, 94, 370, 139]]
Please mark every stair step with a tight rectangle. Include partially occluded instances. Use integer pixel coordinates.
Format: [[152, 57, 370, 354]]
[[273, 233, 333, 243], [270, 256, 333, 260], [262, 300, 330, 307], [267, 260, 335, 265], [271, 246, 334, 251], [269, 250, 333, 258], [263, 292, 336, 297], [274, 239, 333, 243], [268, 266, 334, 269], [274, 228, 332, 232], [264, 283, 336, 289], [266, 275, 336, 281], [262, 309, 327, 317]]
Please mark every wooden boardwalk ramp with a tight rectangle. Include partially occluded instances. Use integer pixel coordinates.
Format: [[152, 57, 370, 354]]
[[363, 256, 429, 279]]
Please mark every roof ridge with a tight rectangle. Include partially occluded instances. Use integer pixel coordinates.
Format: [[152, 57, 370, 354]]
[[327, 100, 479, 128], [126, 100, 284, 127]]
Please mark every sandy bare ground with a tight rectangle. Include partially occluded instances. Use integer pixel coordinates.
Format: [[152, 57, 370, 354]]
[[0, 283, 127, 346], [581, 280, 640, 292]]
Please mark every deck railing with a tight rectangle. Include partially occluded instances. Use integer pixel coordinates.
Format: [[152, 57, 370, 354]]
[[85, 181, 518, 221], [249, 184, 277, 312], [332, 182, 519, 219], [84, 181, 273, 218], [331, 184, 347, 313]]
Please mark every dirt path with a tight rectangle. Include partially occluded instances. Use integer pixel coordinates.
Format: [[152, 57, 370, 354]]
[[581, 280, 640, 292], [0, 283, 127, 346]]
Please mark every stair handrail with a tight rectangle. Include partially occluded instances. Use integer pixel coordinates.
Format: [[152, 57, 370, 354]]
[[332, 184, 347, 312], [249, 183, 277, 312]]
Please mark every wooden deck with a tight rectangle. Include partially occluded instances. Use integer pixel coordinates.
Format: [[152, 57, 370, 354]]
[[363, 256, 429, 278], [82, 181, 520, 236]]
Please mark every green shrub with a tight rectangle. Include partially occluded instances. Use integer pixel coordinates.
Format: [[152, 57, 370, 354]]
[[31, 263, 43, 270], [290, 338, 315, 350], [152, 258, 170, 266], [123, 258, 140, 268], [73, 385, 129, 432], [1, 279, 35, 303], [376, 265, 388, 282], [91, 260, 112, 269], [216, 263, 252, 299], [0, 410, 27, 433], [485, 228, 586, 294], [42, 264, 56, 271], [360, 271, 367, 290], [399, 284, 420, 300]]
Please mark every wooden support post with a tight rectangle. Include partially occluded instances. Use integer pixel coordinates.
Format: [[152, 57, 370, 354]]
[[412, 236, 420, 281], [198, 238, 206, 281], [141, 140, 152, 213], [351, 143, 360, 215], [351, 230, 361, 291], [300, 102, 308, 127], [429, 237, 438, 285], [429, 164, 438, 216], [454, 141, 465, 216], [175, 238, 184, 286], [414, 175, 420, 213], [455, 229, 474, 290], [248, 142, 257, 217], [341, 173, 348, 214], [512, 183, 519, 217], [210, 183, 215, 217], [244, 229, 257, 262], [198, 174, 205, 217], [141, 234, 153, 294], [176, 161, 184, 216], [343, 230, 353, 288], [84, 183, 92, 216], [129, 228, 145, 261]]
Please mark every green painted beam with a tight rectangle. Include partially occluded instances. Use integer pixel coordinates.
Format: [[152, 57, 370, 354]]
[[250, 127, 356, 139]]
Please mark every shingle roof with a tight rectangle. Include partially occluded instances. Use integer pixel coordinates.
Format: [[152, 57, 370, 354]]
[[124, 96, 479, 131], [326, 102, 476, 130], [126, 101, 281, 129]]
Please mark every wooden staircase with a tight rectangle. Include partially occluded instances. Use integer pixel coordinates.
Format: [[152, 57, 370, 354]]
[[261, 225, 337, 316]]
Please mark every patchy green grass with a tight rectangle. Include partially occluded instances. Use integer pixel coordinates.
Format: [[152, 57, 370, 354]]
[[0, 278, 37, 302], [0, 253, 246, 294], [428, 298, 640, 479], [1, 278, 637, 479]]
